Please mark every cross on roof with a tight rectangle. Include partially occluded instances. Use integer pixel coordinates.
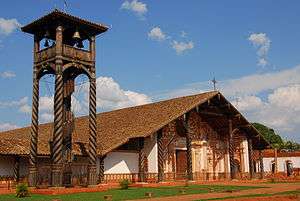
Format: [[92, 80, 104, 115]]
[[211, 77, 217, 91]]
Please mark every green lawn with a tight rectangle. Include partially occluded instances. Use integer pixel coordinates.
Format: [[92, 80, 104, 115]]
[[0, 185, 262, 201], [197, 189, 300, 201]]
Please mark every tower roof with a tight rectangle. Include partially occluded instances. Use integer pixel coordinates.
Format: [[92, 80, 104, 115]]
[[21, 9, 108, 40]]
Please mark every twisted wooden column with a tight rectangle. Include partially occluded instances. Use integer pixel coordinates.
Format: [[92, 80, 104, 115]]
[[259, 150, 264, 179], [185, 118, 193, 181], [228, 119, 235, 179], [248, 138, 254, 179], [88, 77, 97, 185], [98, 155, 105, 184], [51, 71, 64, 186], [14, 156, 20, 183], [28, 75, 39, 186], [157, 130, 164, 182], [138, 138, 146, 182]]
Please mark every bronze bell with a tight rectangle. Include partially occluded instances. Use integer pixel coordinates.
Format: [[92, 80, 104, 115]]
[[72, 30, 81, 40]]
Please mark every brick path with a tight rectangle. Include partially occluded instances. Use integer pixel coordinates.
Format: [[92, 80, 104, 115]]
[[131, 182, 300, 201]]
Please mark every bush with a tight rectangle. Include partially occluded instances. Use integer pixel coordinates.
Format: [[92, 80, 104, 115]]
[[119, 179, 130, 190], [16, 183, 30, 198]]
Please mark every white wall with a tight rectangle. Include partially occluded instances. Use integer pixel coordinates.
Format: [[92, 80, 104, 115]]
[[103, 152, 139, 174], [263, 156, 300, 172], [144, 134, 158, 173]]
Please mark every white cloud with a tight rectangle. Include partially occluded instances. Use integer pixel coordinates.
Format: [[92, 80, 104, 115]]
[[148, 27, 166, 41], [0, 122, 18, 131], [40, 112, 53, 123], [180, 31, 187, 38], [82, 76, 152, 111], [0, 97, 28, 108], [234, 84, 300, 141], [0, 18, 21, 35], [121, 0, 147, 17], [19, 104, 31, 114], [0, 71, 16, 78], [171, 40, 194, 54], [248, 33, 271, 67]]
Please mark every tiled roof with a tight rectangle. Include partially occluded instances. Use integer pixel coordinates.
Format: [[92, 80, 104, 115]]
[[0, 91, 268, 156]]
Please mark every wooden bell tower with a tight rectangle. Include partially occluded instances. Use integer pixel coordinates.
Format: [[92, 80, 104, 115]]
[[21, 9, 108, 187]]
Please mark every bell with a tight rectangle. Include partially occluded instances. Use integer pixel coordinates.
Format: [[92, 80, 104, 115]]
[[72, 30, 81, 40], [44, 39, 49, 47], [76, 40, 84, 48], [44, 30, 50, 38]]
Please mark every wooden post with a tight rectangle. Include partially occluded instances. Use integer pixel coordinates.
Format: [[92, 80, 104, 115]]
[[228, 119, 235, 179], [184, 113, 193, 181], [224, 136, 230, 180], [157, 130, 164, 182], [138, 138, 146, 182], [28, 35, 40, 187], [52, 25, 64, 187], [259, 150, 264, 179], [248, 138, 254, 179], [274, 148, 278, 174], [99, 155, 106, 183], [88, 75, 97, 186], [14, 156, 20, 183]]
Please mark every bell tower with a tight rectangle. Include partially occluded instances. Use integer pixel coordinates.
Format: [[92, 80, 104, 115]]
[[21, 9, 108, 187]]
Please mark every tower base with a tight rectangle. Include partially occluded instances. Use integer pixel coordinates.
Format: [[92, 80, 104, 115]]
[[51, 164, 63, 187], [88, 165, 97, 186], [28, 166, 37, 187]]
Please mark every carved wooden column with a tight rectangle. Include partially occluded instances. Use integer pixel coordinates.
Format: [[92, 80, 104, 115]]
[[228, 119, 235, 179], [224, 135, 230, 180], [185, 114, 193, 181], [28, 35, 40, 187], [274, 148, 278, 174], [14, 156, 20, 183], [247, 138, 254, 179], [259, 150, 264, 179], [88, 75, 97, 186], [52, 25, 64, 187], [157, 130, 164, 182], [138, 138, 146, 182], [98, 155, 106, 184]]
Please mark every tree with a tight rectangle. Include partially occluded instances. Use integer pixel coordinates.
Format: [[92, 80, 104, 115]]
[[252, 122, 300, 151]]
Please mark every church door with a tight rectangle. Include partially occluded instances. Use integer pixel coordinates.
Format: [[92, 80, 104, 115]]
[[176, 150, 187, 179]]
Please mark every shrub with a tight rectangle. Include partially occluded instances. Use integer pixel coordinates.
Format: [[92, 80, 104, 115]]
[[119, 179, 130, 190], [16, 183, 30, 198]]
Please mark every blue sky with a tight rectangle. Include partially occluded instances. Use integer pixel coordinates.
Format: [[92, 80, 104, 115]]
[[0, 0, 300, 142]]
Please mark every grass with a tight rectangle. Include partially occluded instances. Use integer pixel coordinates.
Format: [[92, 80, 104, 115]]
[[0, 184, 261, 201], [197, 189, 300, 201]]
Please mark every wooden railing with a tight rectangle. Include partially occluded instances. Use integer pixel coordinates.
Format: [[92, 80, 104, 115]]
[[35, 44, 91, 63]]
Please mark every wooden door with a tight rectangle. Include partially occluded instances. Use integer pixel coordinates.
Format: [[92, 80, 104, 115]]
[[176, 150, 187, 179]]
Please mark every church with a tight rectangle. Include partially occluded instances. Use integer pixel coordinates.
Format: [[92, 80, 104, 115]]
[[0, 10, 269, 187]]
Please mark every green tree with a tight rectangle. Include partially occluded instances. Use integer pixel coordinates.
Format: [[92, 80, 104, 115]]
[[252, 122, 300, 151]]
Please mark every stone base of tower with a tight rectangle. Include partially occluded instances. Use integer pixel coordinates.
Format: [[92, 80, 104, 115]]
[[28, 166, 38, 187], [88, 165, 97, 186], [51, 164, 63, 187]]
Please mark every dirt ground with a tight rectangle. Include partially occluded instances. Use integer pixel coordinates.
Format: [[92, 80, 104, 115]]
[[131, 182, 300, 201]]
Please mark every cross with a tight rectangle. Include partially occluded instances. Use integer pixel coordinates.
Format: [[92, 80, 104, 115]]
[[211, 77, 217, 91]]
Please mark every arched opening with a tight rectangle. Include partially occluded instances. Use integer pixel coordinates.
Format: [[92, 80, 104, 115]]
[[286, 160, 293, 176]]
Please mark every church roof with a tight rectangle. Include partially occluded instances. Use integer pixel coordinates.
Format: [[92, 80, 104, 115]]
[[0, 91, 269, 156]]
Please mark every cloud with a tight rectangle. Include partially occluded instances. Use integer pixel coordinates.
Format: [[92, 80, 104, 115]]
[[0, 97, 28, 108], [180, 31, 187, 38], [248, 33, 271, 67], [0, 18, 21, 35], [233, 84, 300, 141], [148, 27, 167, 41], [121, 0, 147, 17], [0, 71, 16, 78], [171, 40, 194, 54], [0, 122, 18, 131], [89, 76, 152, 111], [19, 104, 31, 114]]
